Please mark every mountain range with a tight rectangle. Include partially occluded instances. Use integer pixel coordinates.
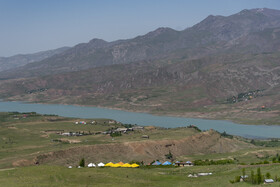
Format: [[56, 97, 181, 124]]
[[0, 8, 279, 125], [0, 47, 69, 72]]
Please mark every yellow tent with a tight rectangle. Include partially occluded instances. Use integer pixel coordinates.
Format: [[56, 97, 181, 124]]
[[131, 163, 140, 168], [121, 163, 131, 168], [111, 163, 122, 168], [105, 162, 114, 167]]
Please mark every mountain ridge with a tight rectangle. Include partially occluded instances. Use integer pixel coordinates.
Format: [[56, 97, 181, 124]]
[[0, 47, 70, 72], [1, 8, 280, 79]]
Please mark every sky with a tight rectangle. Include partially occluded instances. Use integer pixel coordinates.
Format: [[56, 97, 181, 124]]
[[1, 0, 280, 57]]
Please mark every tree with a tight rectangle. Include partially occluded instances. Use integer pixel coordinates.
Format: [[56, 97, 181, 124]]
[[250, 170, 255, 184], [250, 139, 256, 145], [266, 172, 271, 179], [165, 150, 173, 161], [79, 158, 85, 167], [257, 167, 262, 184], [242, 168, 246, 177]]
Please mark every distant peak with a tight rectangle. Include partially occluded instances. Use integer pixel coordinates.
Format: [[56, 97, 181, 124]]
[[138, 27, 176, 40], [238, 8, 280, 17], [149, 27, 175, 35], [89, 38, 107, 44]]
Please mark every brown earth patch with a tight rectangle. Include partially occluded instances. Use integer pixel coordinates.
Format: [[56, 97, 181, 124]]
[[60, 139, 81, 144], [34, 130, 253, 166], [12, 159, 34, 167]]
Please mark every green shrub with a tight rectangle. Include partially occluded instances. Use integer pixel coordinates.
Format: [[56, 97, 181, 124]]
[[79, 158, 85, 167]]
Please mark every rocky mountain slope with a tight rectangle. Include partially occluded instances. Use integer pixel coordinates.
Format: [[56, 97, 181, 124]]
[[1, 8, 280, 79], [0, 8, 280, 124], [0, 47, 69, 72]]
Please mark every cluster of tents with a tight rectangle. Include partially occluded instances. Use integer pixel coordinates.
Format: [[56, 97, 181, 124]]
[[84, 162, 139, 168], [104, 162, 139, 168], [69, 160, 193, 168]]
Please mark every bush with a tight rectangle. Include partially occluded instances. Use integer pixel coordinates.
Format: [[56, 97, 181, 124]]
[[110, 131, 122, 137], [79, 158, 85, 167], [194, 159, 234, 166], [235, 176, 240, 183], [263, 160, 269, 164], [165, 151, 173, 161]]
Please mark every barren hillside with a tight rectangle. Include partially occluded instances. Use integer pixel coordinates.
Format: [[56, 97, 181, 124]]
[[34, 130, 253, 165]]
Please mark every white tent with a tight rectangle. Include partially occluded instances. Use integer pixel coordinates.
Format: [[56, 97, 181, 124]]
[[88, 163, 96, 167], [97, 162, 105, 167], [68, 166, 72, 169]]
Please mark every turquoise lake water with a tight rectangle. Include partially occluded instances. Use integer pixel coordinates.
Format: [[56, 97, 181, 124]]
[[0, 101, 279, 139]]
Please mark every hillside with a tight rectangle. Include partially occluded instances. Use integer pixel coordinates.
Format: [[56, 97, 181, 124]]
[[34, 130, 251, 166], [1, 8, 280, 79], [0, 112, 253, 169], [0, 47, 69, 72], [0, 52, 279, 124]]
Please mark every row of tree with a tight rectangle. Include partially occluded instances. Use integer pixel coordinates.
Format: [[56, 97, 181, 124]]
[[230, 168, 275, 185]]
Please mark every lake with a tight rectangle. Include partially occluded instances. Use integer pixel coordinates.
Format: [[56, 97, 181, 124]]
[[0, 101, 279, 139]]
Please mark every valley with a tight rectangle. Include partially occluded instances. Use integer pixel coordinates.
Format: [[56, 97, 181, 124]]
[[1, 112, 280, 186], [1, 6, 280, 186]]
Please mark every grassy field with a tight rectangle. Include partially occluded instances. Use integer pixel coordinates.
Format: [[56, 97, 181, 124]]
[[2, 112, 280, 186], [1, 164, 280, 186], [0, 112, 199, 168]]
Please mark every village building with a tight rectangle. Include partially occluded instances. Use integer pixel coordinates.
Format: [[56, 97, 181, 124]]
[[141, 135, 149, 139], [115, 128, 128, 133], [132, 126, 144, 130], [175, 161, 193, 167], [108, 120, 116, 124], [264, 179, 274, 184]]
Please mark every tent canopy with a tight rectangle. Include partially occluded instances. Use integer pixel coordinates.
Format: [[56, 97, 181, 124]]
[[88, 163, 96, 167], [97, 162, 105, 167], [162, 161, 172, 165], [152, 161, 162, 165], [121, 163, 132, 168], [131, 163, 140, 168], [105, 162, 114, 167], [111, 163, 122, 167]]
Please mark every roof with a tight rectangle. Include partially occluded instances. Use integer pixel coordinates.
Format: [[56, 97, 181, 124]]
[[115, 128, 127, 131], [264, 179, 274, 183]]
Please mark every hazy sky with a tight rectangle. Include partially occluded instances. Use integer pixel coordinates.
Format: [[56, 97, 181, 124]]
[[1, 0, 280, 57]]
